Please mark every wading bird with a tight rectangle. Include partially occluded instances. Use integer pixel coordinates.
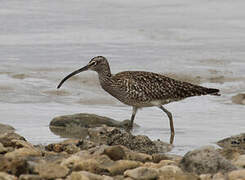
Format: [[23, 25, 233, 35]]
[[57, 56, 220, 144]]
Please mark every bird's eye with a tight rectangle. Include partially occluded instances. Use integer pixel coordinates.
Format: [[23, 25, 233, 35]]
[[90, 61, 97, 66]]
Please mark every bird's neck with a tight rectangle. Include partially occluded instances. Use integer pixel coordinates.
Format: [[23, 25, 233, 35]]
[[97, 67, 111, 78], [97, 66, 112, 85]]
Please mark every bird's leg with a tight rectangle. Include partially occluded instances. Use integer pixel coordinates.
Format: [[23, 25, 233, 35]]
[[159, 106, 175, 144], [129, 106, 138, 129]]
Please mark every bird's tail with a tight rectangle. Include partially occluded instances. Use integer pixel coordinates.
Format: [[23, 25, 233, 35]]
[[206, 88, 221, 96]]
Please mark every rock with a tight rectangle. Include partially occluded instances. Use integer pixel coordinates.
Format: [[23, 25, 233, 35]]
[[180, 146, 236, 175], [19, 174, 42, 180], [103, 145, 152, 162], [212, 172, 226, 180], [199, 174, 212, 180], [50, 113, 122, 128], [217, 133, 245, 151], [61, 153, 114, 174], [4, 147, 41, 159], [67, 171, 113, 180], [158, 165, 198, 180], [106, 160, 142, 176], [49, 125, 89, 139], [45, 139, 80, 154], [4, 139, 42, 159], [124, 167, 159, 180], [103, 145, 126, 161], [0, 132, 26, 147], [49, 113, 138, 138], [143, 160, 177, 169], [0, 156, 29, 176], [4, 140, 42, 159], [228, 169, 245, 180], [0, 123, 15, 135], [0, 172, 17, 180], [232, 154, 245, 168], [0, 142, 8, 154], [153, 139, 172, 153], [35, 162, 69, 179], [124, 149, 152, 163], [61, 152, 141, 176], [88, 126, 170, 154], [151, 153, 182, 163], [232, 93, 245, 105], [199, 172, 227, 180], [217, 148, 242, 161]]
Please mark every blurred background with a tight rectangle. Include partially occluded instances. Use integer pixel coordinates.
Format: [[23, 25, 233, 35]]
[[0, 0, 244, 155]]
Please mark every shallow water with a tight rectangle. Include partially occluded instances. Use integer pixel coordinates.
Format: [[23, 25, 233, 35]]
[[0, 0, 245, 155]]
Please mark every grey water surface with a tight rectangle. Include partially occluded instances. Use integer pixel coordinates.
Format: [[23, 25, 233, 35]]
[[0, 0, 245, 155]]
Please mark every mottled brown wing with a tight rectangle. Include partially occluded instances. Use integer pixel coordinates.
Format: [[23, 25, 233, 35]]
[[113, 71, 216, 103]]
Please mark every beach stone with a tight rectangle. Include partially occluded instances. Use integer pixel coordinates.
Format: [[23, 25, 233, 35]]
[[0, 142, 8, 154], [217, 133, 245, 151], [228, 169, 245, 180], [180, 146, 236, 175], [4, 145, 41, 159], [49, 113, 140, 139], [0, 172, 17, 180], [153, 139, 173, 153], [0, 132, 26, 147], [106, 160, 142, 176], [212, 172, 226, 180], [152, 153, 182, 163], [49, 114, 138, 139], [88, 126, 169, 154], [35, 162, 69, 179], [143, 160, 177, 169], [0, 156, 29, 176], [124, 167, 159, 180], [19, 174, 42, 180], [62, 151, 141, 175], [50, 113, 125, 128], [103, 145, 126, 161], [232, 154, 245, 168], [232, 93, 245, 105], [217, 148, 242, 161], [199, 174, 212, 180], [114, 175, 136, 180], [67, 171, 113, 180], [0, 123, 15, 135], [199, 173, 226, 180], [61, 153, 114, 174], [125, 149, 152, 163], [103, 145, 152, 162], [45, 139, 80, 154], [158, 165, 198, 180]]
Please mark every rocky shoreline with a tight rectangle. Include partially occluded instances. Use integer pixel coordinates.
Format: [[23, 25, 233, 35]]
[[0, 115, 245, 180]]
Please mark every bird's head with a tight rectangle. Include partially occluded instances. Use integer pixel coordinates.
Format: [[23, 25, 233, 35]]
[[57, 56, 110, 89], [87, 56, 109, 72]]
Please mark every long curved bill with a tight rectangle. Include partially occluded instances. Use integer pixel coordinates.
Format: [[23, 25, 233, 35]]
[[57, 65, 89, 89]]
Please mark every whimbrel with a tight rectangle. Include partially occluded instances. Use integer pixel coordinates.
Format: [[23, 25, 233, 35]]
[[57, 56, 220, 144]]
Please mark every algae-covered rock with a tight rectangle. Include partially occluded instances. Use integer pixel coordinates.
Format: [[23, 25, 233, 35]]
[[180, 146, 236, 175], [88, 126, 170, 154], [217, 133, 245, 151], [49, 113, 138, 138]]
